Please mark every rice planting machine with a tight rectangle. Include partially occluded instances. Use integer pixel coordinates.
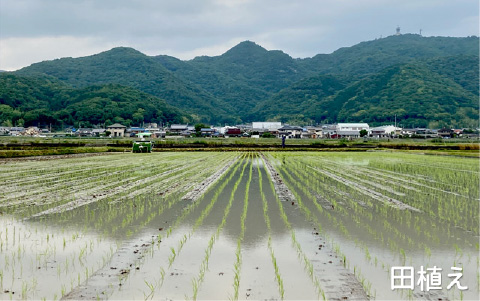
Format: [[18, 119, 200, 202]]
[[132, 140, 154, 153]]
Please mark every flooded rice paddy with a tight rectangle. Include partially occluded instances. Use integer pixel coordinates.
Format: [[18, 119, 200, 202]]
[[0, 152, 478, 300]]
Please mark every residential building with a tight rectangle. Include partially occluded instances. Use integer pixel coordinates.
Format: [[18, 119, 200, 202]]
[[225, 127, 242, 137], [75, 128, 93, 137], [370, 125, 402, 138], [0, 127, 9, 135], [200, 128, 217, 137], [169, 124, 188, 133], [107, 123, 126, 137], [278, 125, 303, 138], [305, 126, 323, 138], [322, 124, 337, 138], [335, 123, 369, 138], [438, 128, 453, 138], [92, 129, 106, 136]]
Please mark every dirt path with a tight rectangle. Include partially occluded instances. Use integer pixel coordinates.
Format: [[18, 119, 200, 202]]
[[312, 242, 369, 301], [260, 153, 296, 202], [62, 230, 160, 300], [181, 155, 240, 202], [0, 152, 114, 163]]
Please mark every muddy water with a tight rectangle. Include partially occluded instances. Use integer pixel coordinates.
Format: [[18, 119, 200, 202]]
[[273, 152, 479, 301], [0, 215, 116, 300], [104, 156, 367, 300], [5, 151, 474, 300], [107, 157, 250, 299]]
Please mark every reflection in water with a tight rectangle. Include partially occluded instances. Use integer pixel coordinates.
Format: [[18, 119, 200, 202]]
[[1, 152, 477, 300]]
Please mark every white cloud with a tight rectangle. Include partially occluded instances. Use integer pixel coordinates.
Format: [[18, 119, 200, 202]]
[[0, 0, 477, 69], [0, 36, 118, 71]]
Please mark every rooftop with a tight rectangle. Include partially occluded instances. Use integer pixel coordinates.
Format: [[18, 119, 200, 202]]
[[107, 123, 126, 128]]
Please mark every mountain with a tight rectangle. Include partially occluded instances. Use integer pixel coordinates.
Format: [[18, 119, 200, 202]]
[[299, 34, 479, 77], [249, 74, 353, 123], [419, 55, 479, 96], [11, 35, 480, 127], [0, 74, 190, 128], [15, 47, 233, 123], [334, 62, 478, 128], [256, 54, 479, 127], [155, 41, 312, 117]]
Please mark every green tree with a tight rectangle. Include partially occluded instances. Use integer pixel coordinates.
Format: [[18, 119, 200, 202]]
[[359, 129, 368, 137], [194, 123, 207, 137], [261, 132, 275, 138], [132, 108, 145, 125]]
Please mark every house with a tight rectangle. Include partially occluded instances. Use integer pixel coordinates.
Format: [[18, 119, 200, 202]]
[[370, 125, 402, 138], [305, 126, 323, 138], [335, 123, 369, 138], [453, 129, 463, 137], [411, 128, 438, 138], [180, 129, 195, 137], [169, 124, 188, 134], [236, 124, 251, 132], [153, 131, 166, 138], [438, 128, 453, 138], [200, 128, 217, 137], [322, 124, 337, 138], [301, 131, 315, 139], [145, 124, 160, 133], [92, 129, 106, 136], [144, 123, 158, 129], [76, 128, 93, 137], [401, 128, 415, 137], [107, 123, 126, 137], [225, 127, 242, 137], [278, 125, 303, 138], [0, 127, 9, 135], [129, 127, 145, 135], [413, 128, 427, 136]]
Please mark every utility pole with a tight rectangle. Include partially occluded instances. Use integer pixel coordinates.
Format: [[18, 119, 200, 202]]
[[394, 114, 397, 138]]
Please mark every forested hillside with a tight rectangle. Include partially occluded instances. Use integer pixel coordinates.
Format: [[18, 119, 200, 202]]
[[15, 47, 234, 123], [255, 55, 479, 127], [8, 34, 479, 128], [0, 74, 190, 128]]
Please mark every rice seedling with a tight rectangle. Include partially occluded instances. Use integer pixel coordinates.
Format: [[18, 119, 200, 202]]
[[189, 157, 250, 300], [0, 150, 477, 300], [257, 161, 284, 299], [231, 155, 253, 301]]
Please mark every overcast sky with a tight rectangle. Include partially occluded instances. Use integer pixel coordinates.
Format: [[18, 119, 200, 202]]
[[0, 0, 478, 71]]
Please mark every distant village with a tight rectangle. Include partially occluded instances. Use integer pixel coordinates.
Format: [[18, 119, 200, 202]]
[[1, 121, 478, 140]]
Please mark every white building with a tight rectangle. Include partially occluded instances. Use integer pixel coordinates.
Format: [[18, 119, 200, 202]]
[[107, 123, 126, 137], [252, 122, 282, 130], [219, 126, 237, 135], [278, 125, 303, 138], [335, 123, 369, 138], [370, 125, 402, 138]]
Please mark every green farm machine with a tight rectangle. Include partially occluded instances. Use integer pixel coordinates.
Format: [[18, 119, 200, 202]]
[[132, 141, 154, 153]]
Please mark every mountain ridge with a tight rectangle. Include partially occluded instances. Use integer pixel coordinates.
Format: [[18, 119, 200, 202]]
[[8, 34, 480, 128]]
